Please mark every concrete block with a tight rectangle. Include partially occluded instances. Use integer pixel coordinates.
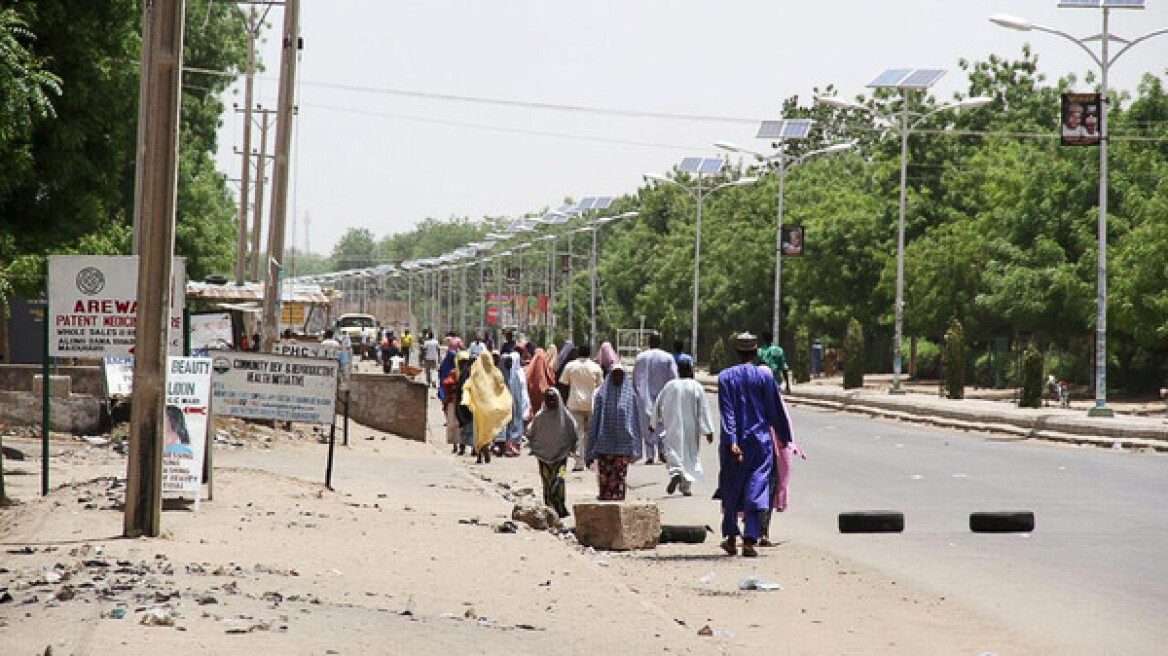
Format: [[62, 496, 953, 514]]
[[32, 375, 71, 398], [572, 501, 661, 551]]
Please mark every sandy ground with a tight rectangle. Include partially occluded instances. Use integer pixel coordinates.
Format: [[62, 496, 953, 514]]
[[0, 392, 1050, 655]]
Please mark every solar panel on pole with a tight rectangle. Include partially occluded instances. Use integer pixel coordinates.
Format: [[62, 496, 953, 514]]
[[594, 197, 614, 210], [698, 157, 725, 175], [577, 197, 598, 211], [867, 68, 913, 89], [898, 68, 946, 90], [678, 157, 704, 173], [1103, 0, 1145, 7]]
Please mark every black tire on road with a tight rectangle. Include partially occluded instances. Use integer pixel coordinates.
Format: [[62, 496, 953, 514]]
[[970, 511, 1035, 533], [838, 511, 905, 534], [659, 525, 708, 544]]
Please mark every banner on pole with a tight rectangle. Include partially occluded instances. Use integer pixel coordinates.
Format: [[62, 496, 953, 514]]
[[1061, 93, 1101, 146], [48, 255, 186, 357], [162, 357, 212, 497], [780, 225, 805, 257]]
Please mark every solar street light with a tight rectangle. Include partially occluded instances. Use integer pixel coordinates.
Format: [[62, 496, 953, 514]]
[[991, 2, 1164, 416], [643, 159, 755, 358], [719, 126, 851, 341]]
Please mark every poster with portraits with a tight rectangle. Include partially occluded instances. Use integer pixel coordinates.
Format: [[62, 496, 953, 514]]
[[781, 225, 805, 257], [162, 357, 212, 498], [1061, 93, 1101, 146]]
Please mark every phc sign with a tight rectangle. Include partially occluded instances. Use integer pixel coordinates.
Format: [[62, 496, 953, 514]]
[[48, 255, 185, 358]]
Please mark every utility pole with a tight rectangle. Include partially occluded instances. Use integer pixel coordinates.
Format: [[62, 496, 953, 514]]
[[233, 6, 259, 286], [248, 108, 275, 281], [261, 0, 299, 351], [125, 0, 185, 539]]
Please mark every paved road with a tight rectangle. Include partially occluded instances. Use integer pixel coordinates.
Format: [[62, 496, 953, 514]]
[[625, 392, 1168, 656]]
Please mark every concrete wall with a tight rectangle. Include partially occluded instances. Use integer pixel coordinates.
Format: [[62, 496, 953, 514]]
[[346, 373, 428, 441], [0, 365, 105, 396], [0, 390, 102, 434]]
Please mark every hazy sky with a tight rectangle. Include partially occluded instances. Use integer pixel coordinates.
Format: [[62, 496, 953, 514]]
[[210, 1, 1168, 257]]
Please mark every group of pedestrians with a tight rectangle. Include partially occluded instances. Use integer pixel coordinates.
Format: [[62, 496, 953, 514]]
[[431, 328, 799, 557]]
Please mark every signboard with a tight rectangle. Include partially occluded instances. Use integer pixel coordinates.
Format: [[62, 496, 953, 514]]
[[48, 255, 186, 357], [482, 266, 494, 283], [1061, 93, 1101, 146], [273, 339, 349, 391], [505, 267, 520, 284], [781, 225, 805, 257], [190, 312, 234, 353], [162, 357, 212, 497], [485, 293, 548, 327], [210, 352, 337, 424], [560, 253, 571, 274], [102, 356, 135, 399]]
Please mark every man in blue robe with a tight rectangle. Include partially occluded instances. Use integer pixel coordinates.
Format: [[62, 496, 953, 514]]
[[715, 332, 794, 557]]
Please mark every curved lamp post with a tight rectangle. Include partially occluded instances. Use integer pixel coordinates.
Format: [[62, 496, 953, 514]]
[[815, 90, 991, 393], [717, 137, 853, 342], [643, 168, 757, 359], [991, 7, 1168, 415]]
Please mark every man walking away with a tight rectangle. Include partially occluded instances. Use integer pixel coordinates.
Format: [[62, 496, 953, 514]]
[[652, 355, 714, 496], [634, 333, 678, 465], [715, 332, 793, 557], [423, 332, 441, 386], [559, 344, 602, 471], [756, 331, 791, 393]]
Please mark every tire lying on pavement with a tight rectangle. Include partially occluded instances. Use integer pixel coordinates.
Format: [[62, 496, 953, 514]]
[[838, 511, 905, 534], [658, 525, 709, 544], [969, 511, 1035, 533]]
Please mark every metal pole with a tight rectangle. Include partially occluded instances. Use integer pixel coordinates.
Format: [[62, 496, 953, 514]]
[[41, 305, 49, 496], [548, 240, 556, 340], [891, 99, 909, 394], [233, 7, 256, 286], [562, 232, 567, 343], [773, 155, 787, 340], [1091, 7, 1112, 416], [407, 272, 413, 336], [590, 223, 598, 352], [261, 0, 300, 351], [691, 179, 704, 360], [125, 0, 185, 538]]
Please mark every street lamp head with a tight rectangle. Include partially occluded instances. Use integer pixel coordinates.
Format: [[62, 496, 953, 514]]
[[733, 177, 759, 187], [823, 142, 855, 154], [815, 96, 868, 113], [714, 140, 744, 153], [618, 211, 639, 219], [643, 172, 670, 184], [957, 96, 994, 110], [989, 14, 1033, 31]]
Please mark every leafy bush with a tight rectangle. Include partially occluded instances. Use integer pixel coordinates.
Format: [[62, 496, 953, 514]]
[[843, 318, 864, 389], [708, 337, 727, 375], [914, 339, 941, 379], [944, 319, 965, 400], [1019, 344, 1043, 408]]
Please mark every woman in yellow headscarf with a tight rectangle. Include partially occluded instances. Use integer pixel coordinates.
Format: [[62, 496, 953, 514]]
[[461, 351, 513, 463]]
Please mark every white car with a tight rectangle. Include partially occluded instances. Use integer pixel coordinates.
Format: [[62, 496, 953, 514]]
[[335, 313, 377, 357]]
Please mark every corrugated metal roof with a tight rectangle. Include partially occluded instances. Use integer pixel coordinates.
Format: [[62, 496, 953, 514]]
[[186, 281, 331, 304]]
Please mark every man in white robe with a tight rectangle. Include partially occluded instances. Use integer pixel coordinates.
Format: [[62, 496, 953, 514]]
[[652, 355, 714, 496], [634, 333, 678, 465]]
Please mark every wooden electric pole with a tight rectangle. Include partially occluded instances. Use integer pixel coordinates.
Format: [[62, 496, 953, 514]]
[[233, 6, 259, 286], [124, 0, 185, 538], [261, 0, 300, 351], [248, 108, 275, 281]]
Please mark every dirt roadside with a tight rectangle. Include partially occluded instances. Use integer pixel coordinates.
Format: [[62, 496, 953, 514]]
[[1, 399, 1047, 655]]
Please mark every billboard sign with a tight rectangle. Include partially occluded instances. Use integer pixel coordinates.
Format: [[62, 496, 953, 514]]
[[48, 255, 185, 357], [162, 357, 212, 497], [210, 352, 337, 424]]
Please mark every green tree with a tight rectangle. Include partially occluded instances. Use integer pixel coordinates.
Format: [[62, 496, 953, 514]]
[[331, 228, 378, 270], [1019, 344, 1044, 408]]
